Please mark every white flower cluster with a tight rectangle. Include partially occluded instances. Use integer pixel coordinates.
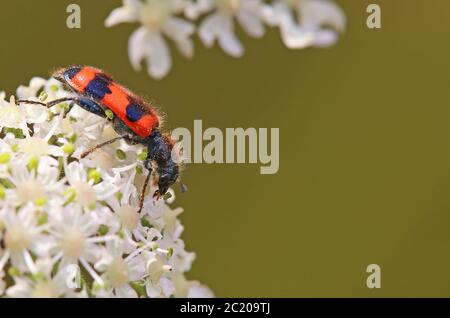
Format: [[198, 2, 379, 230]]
[[0, 77, 212, 298], [106, 0, 346, 79]]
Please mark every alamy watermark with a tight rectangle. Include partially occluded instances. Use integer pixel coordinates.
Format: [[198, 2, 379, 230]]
[[171, 120, 280, 175], [66, 4, 81, 29], [366, 264, 381, 289], [366, 4, 381, 29]]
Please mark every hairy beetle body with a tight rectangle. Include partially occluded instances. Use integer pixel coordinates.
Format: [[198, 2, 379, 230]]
[[60, 66, 159, 138], [19, 65, 182, 211]]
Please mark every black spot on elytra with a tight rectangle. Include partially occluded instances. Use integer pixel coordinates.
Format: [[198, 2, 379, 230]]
[[85, 75, 112, 100], [126, 102, 146, 122], [64, 66, 81, 80]]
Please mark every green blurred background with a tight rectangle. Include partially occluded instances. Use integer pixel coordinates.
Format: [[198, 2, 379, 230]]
[[1, 0, 450, 297]]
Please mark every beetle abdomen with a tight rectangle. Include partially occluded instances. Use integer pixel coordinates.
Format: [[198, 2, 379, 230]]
[[61, 66, 159, 138]]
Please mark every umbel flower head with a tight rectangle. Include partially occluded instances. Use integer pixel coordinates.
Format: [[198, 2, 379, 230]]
[[0, 76, 213, 298], [106, 0, 346, 79]]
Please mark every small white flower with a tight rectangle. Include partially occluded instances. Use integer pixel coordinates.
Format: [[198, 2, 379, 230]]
[[187, 281, 215, 298], [162, 205, 184, 236], [94, 240, 146, 298], [5, 158, 63, 207], [188, 0, 266, 57], [16, 77, 48, 100], [172, 271, 214, 298], [57, 114, 105, 153], [7, 277, 54, 298], [0, 204, 50, 273], [262, 0, 345, 49], [142, 250, 175, 297], [6, 257, 87, 298], [0, 96, 29, 133], [294, 0, 345, 47], [106, 174, 150, 250], [47, 205, 116, 286], [64, 161, 118, 208], [106, 0, 195, 79], [19, 137, 60, 157]]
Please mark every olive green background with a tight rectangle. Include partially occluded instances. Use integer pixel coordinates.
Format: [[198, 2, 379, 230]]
[[1, 0, 450, 297]]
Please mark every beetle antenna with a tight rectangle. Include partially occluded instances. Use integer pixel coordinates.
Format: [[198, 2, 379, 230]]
[[17, 97, 80, 108], [180, 183, 188, 193]]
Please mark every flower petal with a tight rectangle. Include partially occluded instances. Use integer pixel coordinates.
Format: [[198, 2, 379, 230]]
[[299, 0, 346, 32], [143, 32, 172, 80], [184, 0, 214, 20], [163, 17, 195, 58], [105, 1, 140, 27], [163, 17, 195, 41], [312, 29, 338, 47], [115, 284, 137, 298], [218, 29, 244, 58], [128, 26, 148, 71], [280, 23, 315, 49], [236, 1, 265, 38], [198, 13, 220, 47], [273, 3, 315, 49], [200, 14, 244, 57], [187, 282, 214, 298]]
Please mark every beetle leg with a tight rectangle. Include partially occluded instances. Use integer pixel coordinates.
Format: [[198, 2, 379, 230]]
[[17, 97, 106, 118], [80, 135, 129, 159], [138, 167, 152, 214]]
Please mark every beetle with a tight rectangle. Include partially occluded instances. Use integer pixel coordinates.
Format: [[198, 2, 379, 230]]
[[18, 65, 183, 213]]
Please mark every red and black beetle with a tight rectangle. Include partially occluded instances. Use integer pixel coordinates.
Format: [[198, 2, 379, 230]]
[[18, 66, 182, 212]]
